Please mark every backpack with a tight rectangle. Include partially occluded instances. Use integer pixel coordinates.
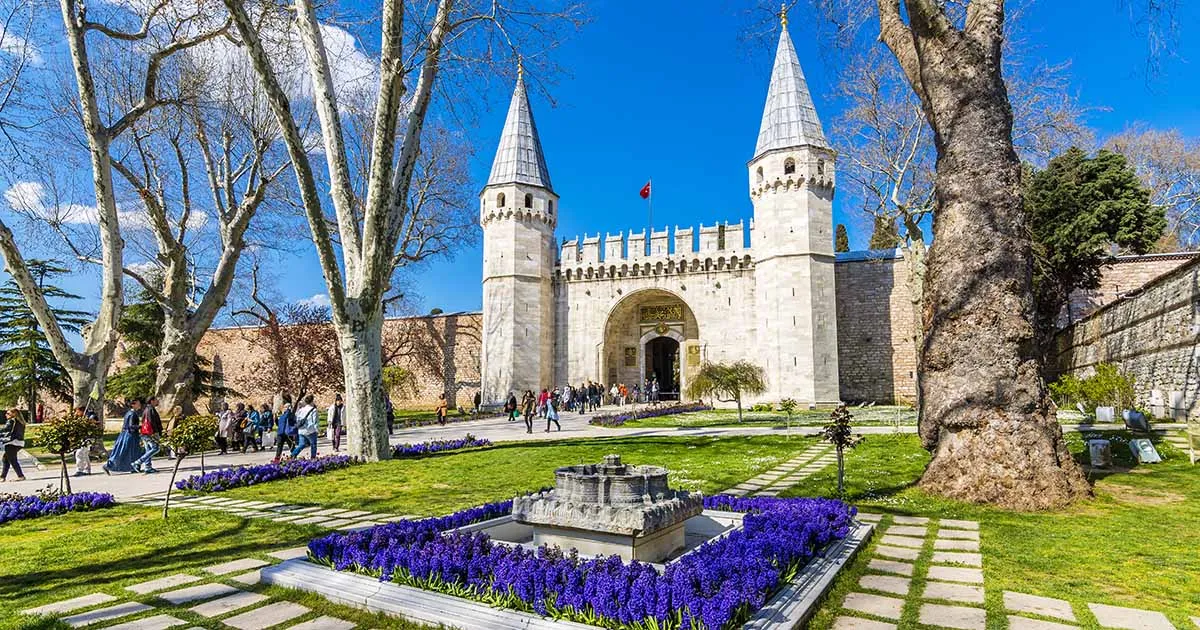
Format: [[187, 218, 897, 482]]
[[139, 412, 153, 436]]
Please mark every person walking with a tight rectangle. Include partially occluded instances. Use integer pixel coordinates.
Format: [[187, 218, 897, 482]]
[[545, 394, 561, 432], [472, 391, 482, 418], [0, 409, 27, 482], [104, 400, 145, 474], [216, 402, 234, 454], [256, 403, 275, 451], [272, 402, 296, 463], [72, 407, 93, 477], [504, 392, 518, 422], [242, 404, 261, 453], [290, 395, 320, 459], [521, 390, 535, 434], [232, 403, 249, 452], [131, 396, 163, 474], [327, 394, 345, 451], [385, 395, 395, 435], [436, 394, 449, 426]]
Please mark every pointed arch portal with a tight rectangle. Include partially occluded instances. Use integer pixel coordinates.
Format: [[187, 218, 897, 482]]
[[600, 289, 700, 401]]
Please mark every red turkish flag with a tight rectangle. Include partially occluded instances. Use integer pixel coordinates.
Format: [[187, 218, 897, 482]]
[[639, 181, 651, 199]]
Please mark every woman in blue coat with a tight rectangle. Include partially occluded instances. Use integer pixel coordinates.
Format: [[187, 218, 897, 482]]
[[104, 399, 145, 474]]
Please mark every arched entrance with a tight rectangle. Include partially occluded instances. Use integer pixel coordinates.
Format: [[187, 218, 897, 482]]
[[600, 289, 700, 401]]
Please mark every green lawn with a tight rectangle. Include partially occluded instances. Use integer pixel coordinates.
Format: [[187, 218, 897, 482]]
[[616, 405, 917, 429], [793, 432, 1200, 628], [193, 435, 816, 515], [0, 506, 438, 629]]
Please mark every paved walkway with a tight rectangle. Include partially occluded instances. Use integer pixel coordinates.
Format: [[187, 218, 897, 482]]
[[21, 546, 356, 629], [724, 443, 834, 496], [124, 492, 414, 531]]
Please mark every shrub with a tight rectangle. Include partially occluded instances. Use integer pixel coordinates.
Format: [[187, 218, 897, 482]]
[[823, 405, 863, 497], [33, 412, 103, 495], [1050, 364, 1136, 413], [160, 415, 219, 518]]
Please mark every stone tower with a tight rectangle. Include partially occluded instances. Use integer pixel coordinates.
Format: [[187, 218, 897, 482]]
[[479, 69, 558, 405], [748, 14, 840, 404]]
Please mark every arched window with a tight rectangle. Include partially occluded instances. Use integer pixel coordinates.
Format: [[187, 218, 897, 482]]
[[756, 166, 764, 183], [783, 157, 796, 175], [497, 192, 506, 207], [524, 193, 533, 208], [817, 159, 825, 176], [548, 199, 555, 213]]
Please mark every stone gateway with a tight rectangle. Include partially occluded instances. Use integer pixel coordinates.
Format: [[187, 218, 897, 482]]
[[480, 20, 840, 406]]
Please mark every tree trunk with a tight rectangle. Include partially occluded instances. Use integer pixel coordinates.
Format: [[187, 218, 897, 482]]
[[163, 455, 183, 519], [155, 326, 200, 415], [915, 35, 1088, 510], [337, 304, 390, 461], [836, 448, 845, 497], [901, 235, 927, 412], [60, 454, 72, 495], [69, 366, 103, 412], [735, 398, 744, 423]]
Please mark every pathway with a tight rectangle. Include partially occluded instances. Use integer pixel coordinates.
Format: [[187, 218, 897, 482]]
[[724, 443, 835, 497], [20, 546, 356, 629], [124, 492, 414, 531]]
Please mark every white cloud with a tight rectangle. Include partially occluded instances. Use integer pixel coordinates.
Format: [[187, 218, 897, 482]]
[[0, 21, 43, 65], [3, 181, 208, 231], [298, 293, 331, 309]]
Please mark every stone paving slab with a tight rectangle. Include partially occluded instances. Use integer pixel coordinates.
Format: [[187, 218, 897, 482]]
[[22, 593, 118, 616], [832, 616, 897, 630], [878, 534, 924, 549], [271, 514, 307, 522], [1003, 592, 1076, 621], [204, 558, 270, 575], [188, 591, 269, 618], [939, 519, 979, 530], [931, 551, 983, 567], [287, 616, 357, 630], [1087, 603, 1175, 630], [126, 574, 203, 595], [892, 516, 930, 525], [918, 603, 987, 630], [104, 614, 186, 630], [938, 529, 980, 541], [221, 601, 310, 629], [231, 570, 261, 585], [61, 602, 154, 628], [859, 575, 911, 596], [843, 592, 905, 620], [293, 515, 335, 525], [336, 510, 373, 518], [934, 538, 981, 551], [319, 518, 358, 529], [923, 580, 985, 604], [158, 583, 239, 605], [1007, 615, 1080, 630], [874, 545, 919, 561], [926, 566, 984, 584], [268, 547, 310, 561], [342, 521, 383, 531], [289, 506, 324, 514], [311, 508, 350, 516], [884, 525, 927, 537], [856, 513, 882, 522], [867, 558, 914, 576]]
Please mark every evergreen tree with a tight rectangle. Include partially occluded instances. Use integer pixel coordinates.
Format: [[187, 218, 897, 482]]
[[0, 260, 91, 419], [1026, 147, 1165, 363], [867, 215, 901, 250], [835, 223, 850, 252]]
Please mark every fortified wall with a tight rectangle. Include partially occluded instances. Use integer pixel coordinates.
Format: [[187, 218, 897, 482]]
[[1053, 255, 1200, 420]]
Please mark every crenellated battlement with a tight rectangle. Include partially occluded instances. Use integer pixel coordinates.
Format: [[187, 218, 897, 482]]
[[556, 221, 755, 282]]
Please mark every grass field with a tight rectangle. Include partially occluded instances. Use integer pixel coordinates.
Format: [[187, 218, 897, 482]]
[[794, 432, 1200, 628], [195, 435, 817, 515]]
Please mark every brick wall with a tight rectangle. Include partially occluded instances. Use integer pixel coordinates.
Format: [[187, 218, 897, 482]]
[[834, 251, 918, 404], [1061, 253, 1200, 327], [194, 312, 482, 412], [1053, 257, 1200, 419]]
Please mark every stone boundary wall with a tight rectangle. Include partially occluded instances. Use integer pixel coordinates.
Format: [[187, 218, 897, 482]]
[[834, 250, 918, 404], [1052, 257, 1200, 419]]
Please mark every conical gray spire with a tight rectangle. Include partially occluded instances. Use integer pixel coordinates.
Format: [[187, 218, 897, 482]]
[[753, 27, 829, 159], [487, 74, 553, 192]]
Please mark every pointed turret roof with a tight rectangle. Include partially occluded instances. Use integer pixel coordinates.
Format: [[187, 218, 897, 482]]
[[487, 72, 554, 192], [753, 24, 829, 159]]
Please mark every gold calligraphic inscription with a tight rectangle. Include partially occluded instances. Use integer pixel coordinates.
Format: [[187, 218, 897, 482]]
[[624, 347, 637, 367], [639, 304, 683, 323], [687, 344, 701, 367]]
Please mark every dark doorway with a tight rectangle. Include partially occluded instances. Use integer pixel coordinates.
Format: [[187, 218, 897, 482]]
[[645, 336, 680, 401]]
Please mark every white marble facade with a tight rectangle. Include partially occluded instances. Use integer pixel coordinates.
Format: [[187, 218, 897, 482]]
[[479, 21, 840, 406]]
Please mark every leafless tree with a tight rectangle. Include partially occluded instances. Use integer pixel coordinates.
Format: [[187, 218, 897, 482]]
[[219, 0, 584, 459], [1106, 125, 1200, 249], [0, 0, 230, 408]]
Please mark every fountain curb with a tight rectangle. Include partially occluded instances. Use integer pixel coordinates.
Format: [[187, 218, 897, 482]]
[[260, 519, 874, 629]]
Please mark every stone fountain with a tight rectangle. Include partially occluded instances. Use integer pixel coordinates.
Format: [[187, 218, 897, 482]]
[[511, 454, 703, 562]]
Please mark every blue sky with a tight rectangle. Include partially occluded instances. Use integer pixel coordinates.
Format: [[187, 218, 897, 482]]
[[7, 0, 1200, 324]]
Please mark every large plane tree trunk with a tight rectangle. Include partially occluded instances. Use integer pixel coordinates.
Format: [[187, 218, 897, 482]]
[[337, 300, 390, 461], [155, 325, 200, 416], [879, 0, 1088, 510]]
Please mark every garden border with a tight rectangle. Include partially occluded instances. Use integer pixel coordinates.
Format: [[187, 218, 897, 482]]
[[261, 519, 875, 629]]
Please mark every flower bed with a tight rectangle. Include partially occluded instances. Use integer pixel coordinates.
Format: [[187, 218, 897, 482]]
[[0, 492, 116, 526], [589, 402, 713, 427], [392, 434, 492, 458], [175, 454, 356, 492], [309, 494, 852, 629]]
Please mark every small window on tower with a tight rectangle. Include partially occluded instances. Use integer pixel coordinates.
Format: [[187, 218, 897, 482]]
[[756, 166, 764, 183], [783, 157, 796, 175], [817, 160, 826, 176], [497, 192, 506, 207], [548, 199, 555, 213], [524, 193, 533, 209]]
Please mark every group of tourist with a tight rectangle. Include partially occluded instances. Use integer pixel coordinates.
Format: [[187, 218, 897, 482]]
[[505, 389, 562, 434], [101, 397, 177, 475]]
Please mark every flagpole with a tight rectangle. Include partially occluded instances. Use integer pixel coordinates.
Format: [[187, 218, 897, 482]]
[[647, 177, 653, 251]]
